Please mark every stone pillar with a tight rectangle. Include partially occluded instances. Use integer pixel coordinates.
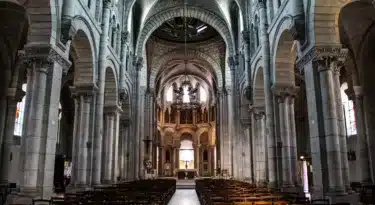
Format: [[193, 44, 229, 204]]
[[287, 91, 299, 187], [102, 106, 120, 184], [119, 31, 129, 92], [210, 145, 215, 176], [70, 84, 97, 187], [93, 0, 112, 185], [195, 144, 200, 176], [112, 110, 121, 182], [317, 58, 346, 194], [353, 86, 371, 183], [258, 1, 277, 187], [18, 45, 70, 199], [138, 88, 146, 179], [175, 148, 180, 172], [332, 66, 351, 192], [223, 87, 233, 176], [126, 126, 134, 180], [276, 92, 293, 187], [253, 107, 266, 183], [0, 87, 25, 184], [243, 124, 252, 181], [158, 146, 163, 176], [119, 120, 128, 180]]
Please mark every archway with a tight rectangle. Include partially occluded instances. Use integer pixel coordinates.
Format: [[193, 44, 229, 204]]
[[179, 139, 194, 170], [338, 0, 375, 184]]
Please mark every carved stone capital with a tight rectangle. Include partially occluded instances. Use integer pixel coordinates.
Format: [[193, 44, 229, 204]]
[[272, 84, 299, 103], [69, 83, 98, 99], [228, 56, 238, 69], [133, 56, 143, 71], [241, 30, 250, 45], [119, 88, 128, 103], [296, 46, 348, 74], [103, 0, 113, 9], [104, 105, 122, 115], [121, 31, 129, 45], [24, 44, 71, 74]]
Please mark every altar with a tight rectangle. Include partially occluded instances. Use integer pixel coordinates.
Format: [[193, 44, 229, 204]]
[[177, 169, 197, 179]]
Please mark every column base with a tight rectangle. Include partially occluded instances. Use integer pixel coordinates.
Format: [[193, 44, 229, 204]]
[[326, 192, 359, 204]]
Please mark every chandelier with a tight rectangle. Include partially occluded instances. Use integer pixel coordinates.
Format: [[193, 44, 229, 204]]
[[171, 0, 199, 110]]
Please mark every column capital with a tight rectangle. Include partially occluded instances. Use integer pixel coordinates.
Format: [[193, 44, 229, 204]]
[[69, 83, 99, 99], [104, 105, 122, 115], [271, 84, 300, 100], [24, 44, 72, 74], [241, 30, 250, 45], [250, 105, 265, 116], [103, 0, 113, 9], [296, 45, 348, 74], [121, 31, 129, 45], [228, 56, 238, 70], [133, 56, 143, 71]]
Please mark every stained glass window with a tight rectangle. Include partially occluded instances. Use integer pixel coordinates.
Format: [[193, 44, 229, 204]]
[[14, 84, 27, 136]]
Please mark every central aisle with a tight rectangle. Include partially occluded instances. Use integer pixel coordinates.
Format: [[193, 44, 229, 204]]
[[167, 189, 201, 205]]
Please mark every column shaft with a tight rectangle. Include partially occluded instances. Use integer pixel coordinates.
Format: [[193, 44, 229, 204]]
[[318, 63, 345, 194], [333, 68, 351, 191], [21, 65, 48, 191], [288, 96, 299, 186], [93, 0, 111, 185], [353, 86, 371, 183], [102, 112, 115, 183]]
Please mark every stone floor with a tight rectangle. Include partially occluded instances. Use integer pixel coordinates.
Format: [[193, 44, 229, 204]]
[[168, 189, 201, 205]]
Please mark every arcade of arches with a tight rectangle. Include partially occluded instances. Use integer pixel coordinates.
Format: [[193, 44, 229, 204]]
[[1, 0, 375, 203]]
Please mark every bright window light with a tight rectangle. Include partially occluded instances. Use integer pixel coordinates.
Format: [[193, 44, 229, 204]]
[[166, 86, 173, 102], [200, 87, 207, 102], [197, 25, 207, 33]]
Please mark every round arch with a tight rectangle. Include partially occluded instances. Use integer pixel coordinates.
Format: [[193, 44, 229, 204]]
[[104, 65, 119, 106], [26, 0, 59, 44], [70, 17, 97, 84], [135, 6, 235, 58], [151, 49, 223, 89], [272, 27, 297, 85], [311, 0, 352, 45], [252, 66, 265, 106]]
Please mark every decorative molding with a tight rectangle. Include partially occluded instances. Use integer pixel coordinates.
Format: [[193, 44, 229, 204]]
[[133, 56, 143, 71], [121, 31, 129, 45], [69, 83, 99, 98], [296, 46, 348, 74], [24, 44, 71, 74]]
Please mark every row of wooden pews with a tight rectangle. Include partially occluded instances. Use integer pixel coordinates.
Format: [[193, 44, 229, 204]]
[[22, 179, 176, 205], [195, 179, 291, 205], [195, 179, 353, 205]]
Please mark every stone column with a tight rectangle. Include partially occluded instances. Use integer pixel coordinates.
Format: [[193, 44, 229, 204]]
[[113, 110, 121, 182], [102, 106, 118, 184], [119, 31, 129, 92], [138, 87, 146, 179], [316, 57, 346, 194], [287, 90, 299, 187], [175, 148, 180, 172], [18, 45, 70, 199], [70, 85, 97, 187], [223, 87, 233, 176], [93, 0, 112, 185], [277, 92, 293, 187], [126, 126, 134, 181], [120, 121, 129, 180], [243, 124, 252, 181], [353, 86, 371, 183], [258, 1, 277, 187], [332, 66, 351, 192], [210, 145, 215, 176], [158, 146, 163, 176], [0, 87, 25, 184], [253, 107, 266, 183], [195, 144, 200, 176]]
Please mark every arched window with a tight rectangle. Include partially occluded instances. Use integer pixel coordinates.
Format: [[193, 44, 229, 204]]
[[200, 87, 207, 102], [341, 82, 357, 136], [166, 86, 173, 102], [14, 84, 27, 136], [183, 86, 190, 103]]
